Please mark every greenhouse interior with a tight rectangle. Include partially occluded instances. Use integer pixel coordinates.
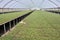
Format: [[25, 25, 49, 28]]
[[0, 0, 60, 40]]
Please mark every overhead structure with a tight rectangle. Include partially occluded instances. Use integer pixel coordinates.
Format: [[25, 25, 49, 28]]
[[30, 0, 35, 7], [38, 0, 45, 8], [1, 0, 31, 12], [0, 0, 60, 9], [14, 0, 30, 8], [48, 0, 58, 7], [2, 0, 29, 8], [0, 0, 3, 3], [56, 0, 60, 3], [2, 0, 13, 8]]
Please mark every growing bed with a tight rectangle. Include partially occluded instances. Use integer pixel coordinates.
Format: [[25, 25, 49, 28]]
[[0, 10, 60, 40], [0, 10, 30, 25]]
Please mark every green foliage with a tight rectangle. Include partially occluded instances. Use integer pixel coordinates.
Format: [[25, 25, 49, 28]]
[[0, 10, 30, 24], [0, 10, 60, 40]]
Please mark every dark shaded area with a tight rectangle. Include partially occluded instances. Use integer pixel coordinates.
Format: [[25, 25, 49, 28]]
[[0, 25, 4, 37], [0, 11, 21, 14], [46, 10, 60, 14], [15, 19, 17, 25], [5, 22, 10, 32], [0, 11, 34, 37], [11, 20, 14, 28]]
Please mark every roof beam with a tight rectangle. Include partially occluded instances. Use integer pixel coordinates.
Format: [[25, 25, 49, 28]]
[[2, 0, 29, 8], [48, 0, 58, 7], [0, 0, 3, 3], [56, 0, 60, 3], [30, 0, 35, 7], [38, 0, 45, 8], [2, 0, 13, 8]]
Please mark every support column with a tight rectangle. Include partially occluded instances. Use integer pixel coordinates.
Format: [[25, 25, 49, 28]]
[[3, 24, 6, 33], [18, 18, 20, 22], [16, 19, 18, 24], [13, 20, 15, 26], [18, 18, 19, 22], [9, 22, 11, 30]]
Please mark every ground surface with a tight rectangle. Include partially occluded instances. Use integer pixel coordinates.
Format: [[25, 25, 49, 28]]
[[0, 10, 60, 40]]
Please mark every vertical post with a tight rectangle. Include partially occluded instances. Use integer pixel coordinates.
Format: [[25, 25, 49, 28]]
[[16, 19, 18, 24], [9, 22, 11, 30], [3, 24, 6, 33], [15, 19, 16, 25], [18, 18, 19, 22], [13, 20, 15, 26], [19, 18, 20, 21]]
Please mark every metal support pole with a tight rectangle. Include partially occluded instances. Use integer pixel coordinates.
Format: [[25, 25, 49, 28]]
[[9, 22, 11, 30], [16, 19, 17, 24], [3, 24, 6, 33], [13, 20, 15, 26]]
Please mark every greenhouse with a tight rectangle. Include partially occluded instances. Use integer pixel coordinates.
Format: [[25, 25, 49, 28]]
[[0, 0, 60, 40]]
